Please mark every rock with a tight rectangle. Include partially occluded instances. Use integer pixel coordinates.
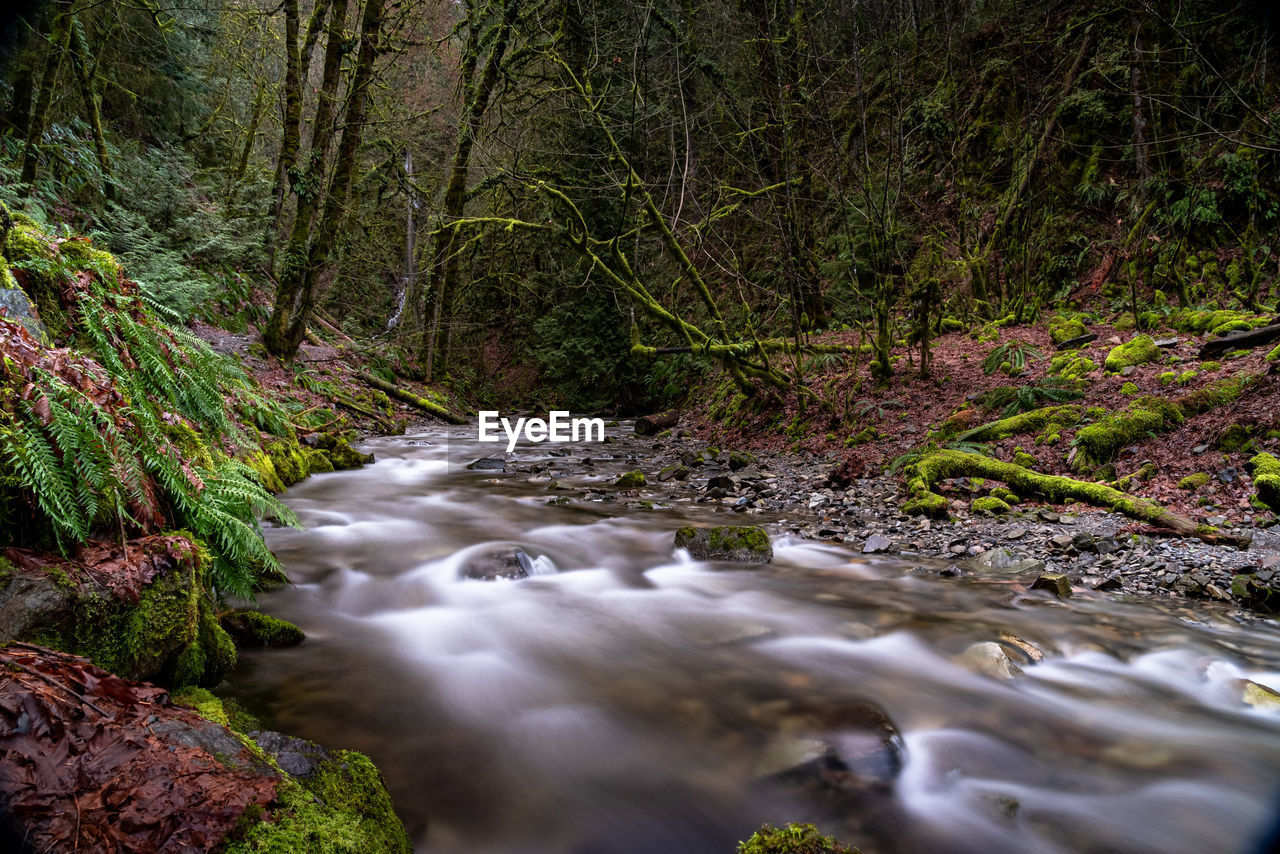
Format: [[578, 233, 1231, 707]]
[[657, 463, 689, 482], [221, 610, 305, 647], [251, 730, 333, 778], [0, 287, 48, 343], [808, 492, 829, 510], [1030, 572, 1073, 597], [1120, 365, 1137, 377], [1243, 680, 1280, 711], [707, 474, 737, 491], [754, 702, 903, 790], [862, 534, 892, 554], [1231, 573, 1280, 613], [1073, 532, 1098, 552], [462, 548, 533, 580], [1154, 337, 1180, 348], [674, 525, 773, 563], [0, 536, 235, 687], [962, 642, 1022, 679], [467, 457, 507, 471], [728, 451, 753, 471], [634, 410, 680, 436], [963, 547, 1045, 576], [1090, 573, 1124, 591], [615, 470, 646, 488], [1050, 534, 1074, 549]]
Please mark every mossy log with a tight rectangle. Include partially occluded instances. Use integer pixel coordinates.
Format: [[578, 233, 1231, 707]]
[[904, 449, 1248, 546], [358, 372, 466, 424], [1198, 322, 1280, 359]]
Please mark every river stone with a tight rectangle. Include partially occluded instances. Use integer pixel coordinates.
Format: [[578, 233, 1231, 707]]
[[0, 287, 47, 343], [1243, 680, 1280, 711], [615, 470, 646, 488], [657, 463, 689, 482], [467, 457, 507, 471], [674, 525, 773, 563], [962, 642, 1023, 679], [962, 547, 1045, 576], [862, 534, 892, 554], [462, 547, 533, 580], [1031, 572, 1073, 598], [251, 729, 333, 778]]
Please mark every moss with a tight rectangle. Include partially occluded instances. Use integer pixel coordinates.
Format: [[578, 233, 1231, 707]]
[[223, 610, 305, 646], [955, 405, 1081, 443], [971, 496, 1011, 514], [1013, 450, 1037, 469], [325, 437, 373, 470], [990, 486, 1019, 503], [1119, 382, 1139, 395], [1266, 343, 1280, 362], [902, 491, 949, 518], [1158, 371, 1177, 385], [1213, 423, 1254, 453], [1179, 473, 1211, 489], [1103, 335, 1161, 372], [1200, 360, 1222, 371], [845, 427, 878, 447], [1049, 316, 1087, 345], [615, 470, 646, 488], [1177, 369, 1198, 384], [1113, 312, 1136, 332], [705, 525, 769, 555], [1177, 375, 1251, 415], [736, 822, 857, 853], [1049, 354, 1095, 379], [1210, 319, 1253, 337], [1073, 406, 1172, 467], [940, 317, 964, 333], [305, 448, 334, 474], [1249, 453, 1280, 510], [172, 686, 232, 727], [1168, 308, 1269, 334], [30, 538, 233, 687]]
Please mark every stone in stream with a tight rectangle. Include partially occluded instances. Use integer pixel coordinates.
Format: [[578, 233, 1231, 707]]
[[467, 457, 507, 472], [615, 470, 646, 488], [657, 463, 689, 482], [1031, 572, 1073, 598], [221, 610, 305, 647], [462, 547, 535, 581], [753, 702, 904, 792], [674, 525, 773, 563], [1243, 680, 1280, 711], [961, 642, 1023, 679], [961, 547, 1045, 576], [706, 474, 737, 491]]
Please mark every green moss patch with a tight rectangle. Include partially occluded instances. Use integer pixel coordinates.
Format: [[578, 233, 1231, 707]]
[[1179, 473, 1211, 489], [222, 610, 306, 647], [1103, 335, 1161, 372], [971, 496, 1011, 514], [615, 470, 646, 488]]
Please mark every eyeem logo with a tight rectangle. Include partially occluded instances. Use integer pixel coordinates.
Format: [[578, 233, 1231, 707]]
[[478, 411, 606, 452]]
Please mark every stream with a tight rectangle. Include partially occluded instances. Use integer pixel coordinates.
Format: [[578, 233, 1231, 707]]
[[225, 424, 1280, 854]]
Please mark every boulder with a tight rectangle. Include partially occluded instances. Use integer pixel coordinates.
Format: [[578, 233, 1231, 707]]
[[462, 547, 534, 580], [674, 525, 773, 563], [0, 287, 47, 343], [221, 610, 305, 647], [634, 410, 680, 436]]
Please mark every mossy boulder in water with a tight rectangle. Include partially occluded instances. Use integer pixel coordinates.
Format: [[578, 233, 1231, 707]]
[[675, 525, 773, 563], [1231, 573, 1280, 614], [222, 610, 305, 647], [615, 470, 646, 488], [736, 822, 857, 853]]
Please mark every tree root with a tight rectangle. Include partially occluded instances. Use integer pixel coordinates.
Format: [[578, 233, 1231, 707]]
[[903, 449, 1250, 548]]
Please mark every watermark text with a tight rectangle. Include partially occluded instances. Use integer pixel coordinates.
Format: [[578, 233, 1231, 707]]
[[478, 411, 605, 452]]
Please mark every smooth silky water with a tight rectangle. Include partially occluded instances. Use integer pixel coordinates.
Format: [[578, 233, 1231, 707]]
[[224, 425, 1280, 854]]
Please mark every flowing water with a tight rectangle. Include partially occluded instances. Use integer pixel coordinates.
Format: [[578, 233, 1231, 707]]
[[225, 425, 1280, 854]]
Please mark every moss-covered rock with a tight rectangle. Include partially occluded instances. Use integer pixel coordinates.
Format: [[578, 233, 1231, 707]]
[[674, 525, 772, 563], [1213, 423, 1255, 453], [1073, 405, 1176, 468], [1048, 354, 1095, 379], [903, 491, 950, 518], [1231, 573, 1280, 615], [1103, 335, 1161, 372], [1158, 371, 1177, 385], [1249, 452, 1280, 510], [971, 496, 1011, 514], [990, 486, 1020, 503], [736, 822, 856, 853], [1119, 381, 1139, 395], [1179, 473, 1211, 490], [222, 610, 306, 647], [1049, 315, 1087, 345], [0, 535, 234, 687], [615, 470, 646, 488]]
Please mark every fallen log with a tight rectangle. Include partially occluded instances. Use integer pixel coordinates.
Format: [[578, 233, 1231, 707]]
[[635, 409, 680, 436], [903, 449, 1249, 548], [358, 372, 467, 425], [1197, 322, 1280, 359]]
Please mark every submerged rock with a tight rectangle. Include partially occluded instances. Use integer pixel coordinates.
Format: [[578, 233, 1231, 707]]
[[466, 456, 508, 472], [961, 641, 1023, 679], [222, 610, 305, 647], [615, 470, 647, 488], [1031, 572, 1073, 598], [674, 525, 773, 563], [961, 547, 1045, 576], [462, 547, 534, 581]]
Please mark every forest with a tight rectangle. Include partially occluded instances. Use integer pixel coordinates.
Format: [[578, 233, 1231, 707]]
[[1, 0, 1280, 851]]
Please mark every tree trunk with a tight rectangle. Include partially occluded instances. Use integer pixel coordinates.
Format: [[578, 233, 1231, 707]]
[[68, 15, 113, 201], [264, 0, 385, 360], [20, 7, 72, 192], [1130, 11, 1151, 180], [421, 0, 520, 378]]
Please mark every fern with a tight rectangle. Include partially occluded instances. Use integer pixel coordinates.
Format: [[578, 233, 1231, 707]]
[[982, 341, 1043, 375]]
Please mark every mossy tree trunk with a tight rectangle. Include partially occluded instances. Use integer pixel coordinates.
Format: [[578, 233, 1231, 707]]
[[67, 15, 113, 201], [19, 4, 72, 193], [421, 0, 521, 380], [264, 0, 382, 360]]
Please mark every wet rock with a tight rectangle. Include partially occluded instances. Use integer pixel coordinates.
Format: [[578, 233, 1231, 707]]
[[1231, 573, 1280, 613], [728, 451, 754, 471], [862, 534, 892, 554], [0, 287, 47, 343], [1243, 680, 1280, 711], [707, 474, 737, 491], [462, 548, 533, 581], [963, 547, 1046, 576], [1031, 572, 1073, 598], [657, 463, 689, 482], [251, 730, 333, 778], [635, 410, 680, 436], [615, 470, 646, 488], [674, 525, 773, 563], [221, 610, 305, 647], [467, 457, 507, 471], [961, 642, 1023, 679]]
